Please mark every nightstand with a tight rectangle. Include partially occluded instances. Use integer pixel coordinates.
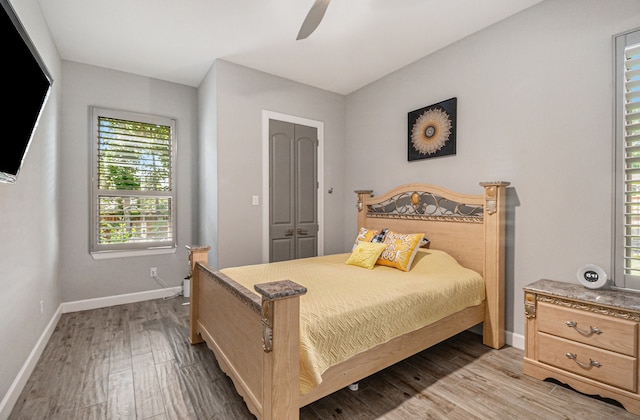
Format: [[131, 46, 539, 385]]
[[523, 279, 640, 415]]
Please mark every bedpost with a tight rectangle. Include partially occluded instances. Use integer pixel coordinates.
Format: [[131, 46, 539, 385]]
[[255, 280, 307, 420], [479, 182, 510, 349], [355, 190, 373, 229], [186, 245, 211, 345]]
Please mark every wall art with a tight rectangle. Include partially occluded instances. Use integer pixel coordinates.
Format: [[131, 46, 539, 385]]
[[408, 97, 457, 161]]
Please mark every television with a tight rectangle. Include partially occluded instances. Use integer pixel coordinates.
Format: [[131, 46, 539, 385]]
[[0, 0, 52, 184]]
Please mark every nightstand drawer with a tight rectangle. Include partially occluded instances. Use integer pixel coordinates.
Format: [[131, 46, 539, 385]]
[[537, 332, 637, 392], [536, 301, 637, 356]]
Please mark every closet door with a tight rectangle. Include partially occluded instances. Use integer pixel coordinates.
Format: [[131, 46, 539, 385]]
[[269, 119, 318, 262], [294, 124, 318, 259]]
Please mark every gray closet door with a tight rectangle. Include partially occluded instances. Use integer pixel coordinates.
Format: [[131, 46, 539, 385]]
[[269, 119, 318, 262]]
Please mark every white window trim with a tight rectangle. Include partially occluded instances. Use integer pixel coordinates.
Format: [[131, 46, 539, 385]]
[[89, 107, 177, 259], [91, 247, 176, 260], [614, 28, 640, 290]]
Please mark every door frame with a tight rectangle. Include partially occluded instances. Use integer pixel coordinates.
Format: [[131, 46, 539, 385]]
[[261, 110, 324, 263]]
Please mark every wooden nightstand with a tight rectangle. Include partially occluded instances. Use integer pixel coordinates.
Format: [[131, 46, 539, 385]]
[[523, 279, 640, 415]]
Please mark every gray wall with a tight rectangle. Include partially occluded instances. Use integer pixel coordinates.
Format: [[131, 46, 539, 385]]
[[0, 0, 61, 403], [58, 62, 199, 302], [199, 60, 346, 269], [197, 60, 219, 268], [343, 0, 640, 339]]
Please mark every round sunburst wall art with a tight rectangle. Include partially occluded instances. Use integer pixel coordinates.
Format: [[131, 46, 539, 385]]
[[411, 108, 452, 155], [407, 97, 457, 161]]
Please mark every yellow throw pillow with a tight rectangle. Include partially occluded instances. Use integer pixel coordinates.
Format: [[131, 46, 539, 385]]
[[346, 241, 388, 269], [377, 231, 425, 271]]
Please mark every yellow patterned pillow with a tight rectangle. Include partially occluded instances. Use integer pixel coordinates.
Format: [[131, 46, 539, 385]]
[[377, 231, 425, 271], [346, 241, 388, 269], [352, 227, 387, 250]]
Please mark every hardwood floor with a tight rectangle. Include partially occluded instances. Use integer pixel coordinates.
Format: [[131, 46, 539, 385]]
[[9, 295, 640, 419]]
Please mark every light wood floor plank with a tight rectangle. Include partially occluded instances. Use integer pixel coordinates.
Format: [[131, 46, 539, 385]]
[[368, 366, 457, 418], [9, 296, 640, 419], [77, 402, 107, 420], [89, 307, 114, 346], [146, 303, 176, 366], [131, 352, 165, 419], [107, 370, 135, 419], [129, 301, 153, 357], [154, 360, 198, 419], [9, 396, 50, 419], [78, 341, 110, 409], [109, 305, 132, 375], [177, 363, 230, 418]]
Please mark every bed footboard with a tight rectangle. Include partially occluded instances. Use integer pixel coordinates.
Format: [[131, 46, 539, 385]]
[[187, 246, 307, 420]]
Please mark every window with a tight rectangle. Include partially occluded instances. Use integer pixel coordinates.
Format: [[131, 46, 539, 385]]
[[90, 107, 177, 256], [615, 29, 640, 289]]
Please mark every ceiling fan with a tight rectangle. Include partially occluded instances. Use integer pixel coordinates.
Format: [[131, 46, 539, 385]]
[[297, 0, 331, 40]]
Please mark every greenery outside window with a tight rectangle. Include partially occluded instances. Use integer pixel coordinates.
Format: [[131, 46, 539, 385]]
[[90, 107, 177, 256], [615, 29, 640, 290]]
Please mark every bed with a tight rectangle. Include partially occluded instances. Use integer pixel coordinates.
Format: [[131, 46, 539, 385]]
[[187, 181, 509, 419]]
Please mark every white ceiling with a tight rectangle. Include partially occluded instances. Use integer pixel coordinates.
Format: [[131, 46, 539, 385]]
[[37, 0, 543, 95]]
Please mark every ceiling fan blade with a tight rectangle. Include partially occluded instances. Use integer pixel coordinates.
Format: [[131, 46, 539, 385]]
[[296, 0, 331, 40]]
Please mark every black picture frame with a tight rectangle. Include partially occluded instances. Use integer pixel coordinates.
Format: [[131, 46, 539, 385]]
[[408, 97, 457, 161]]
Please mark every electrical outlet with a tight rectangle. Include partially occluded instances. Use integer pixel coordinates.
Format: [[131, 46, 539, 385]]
[[150, 267, 158, 277], [40, 300, 44, 315]]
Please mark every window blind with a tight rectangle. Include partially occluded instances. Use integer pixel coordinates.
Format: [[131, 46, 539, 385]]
[[92, 109, 176, 252], [623, 41, 640, 281]]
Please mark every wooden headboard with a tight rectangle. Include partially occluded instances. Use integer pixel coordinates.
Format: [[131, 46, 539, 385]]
[[355, 181, 510, 347]]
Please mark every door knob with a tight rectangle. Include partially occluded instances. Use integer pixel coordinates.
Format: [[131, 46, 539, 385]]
[[285, 229, 294, 236], [297, 228, 308, 235]]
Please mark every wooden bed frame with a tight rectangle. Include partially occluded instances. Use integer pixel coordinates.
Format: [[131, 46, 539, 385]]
[[187, 181, 509, 419]]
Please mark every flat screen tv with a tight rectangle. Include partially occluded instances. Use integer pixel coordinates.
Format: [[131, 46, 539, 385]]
[[0, 0, 52, 184]]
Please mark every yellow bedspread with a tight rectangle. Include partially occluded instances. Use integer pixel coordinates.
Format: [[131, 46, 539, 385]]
[[220, 248, 485, 394]]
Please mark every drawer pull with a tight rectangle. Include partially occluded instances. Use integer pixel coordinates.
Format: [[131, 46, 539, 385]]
[[564, 321, 602, 336], [565, 352, 602, 369]]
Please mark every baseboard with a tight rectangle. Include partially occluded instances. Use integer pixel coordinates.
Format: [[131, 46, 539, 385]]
[[0, 305, 62, 420], [61, 286, 182, 313], [508, 330, 525, 350], [468, 325, 524, 350]]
